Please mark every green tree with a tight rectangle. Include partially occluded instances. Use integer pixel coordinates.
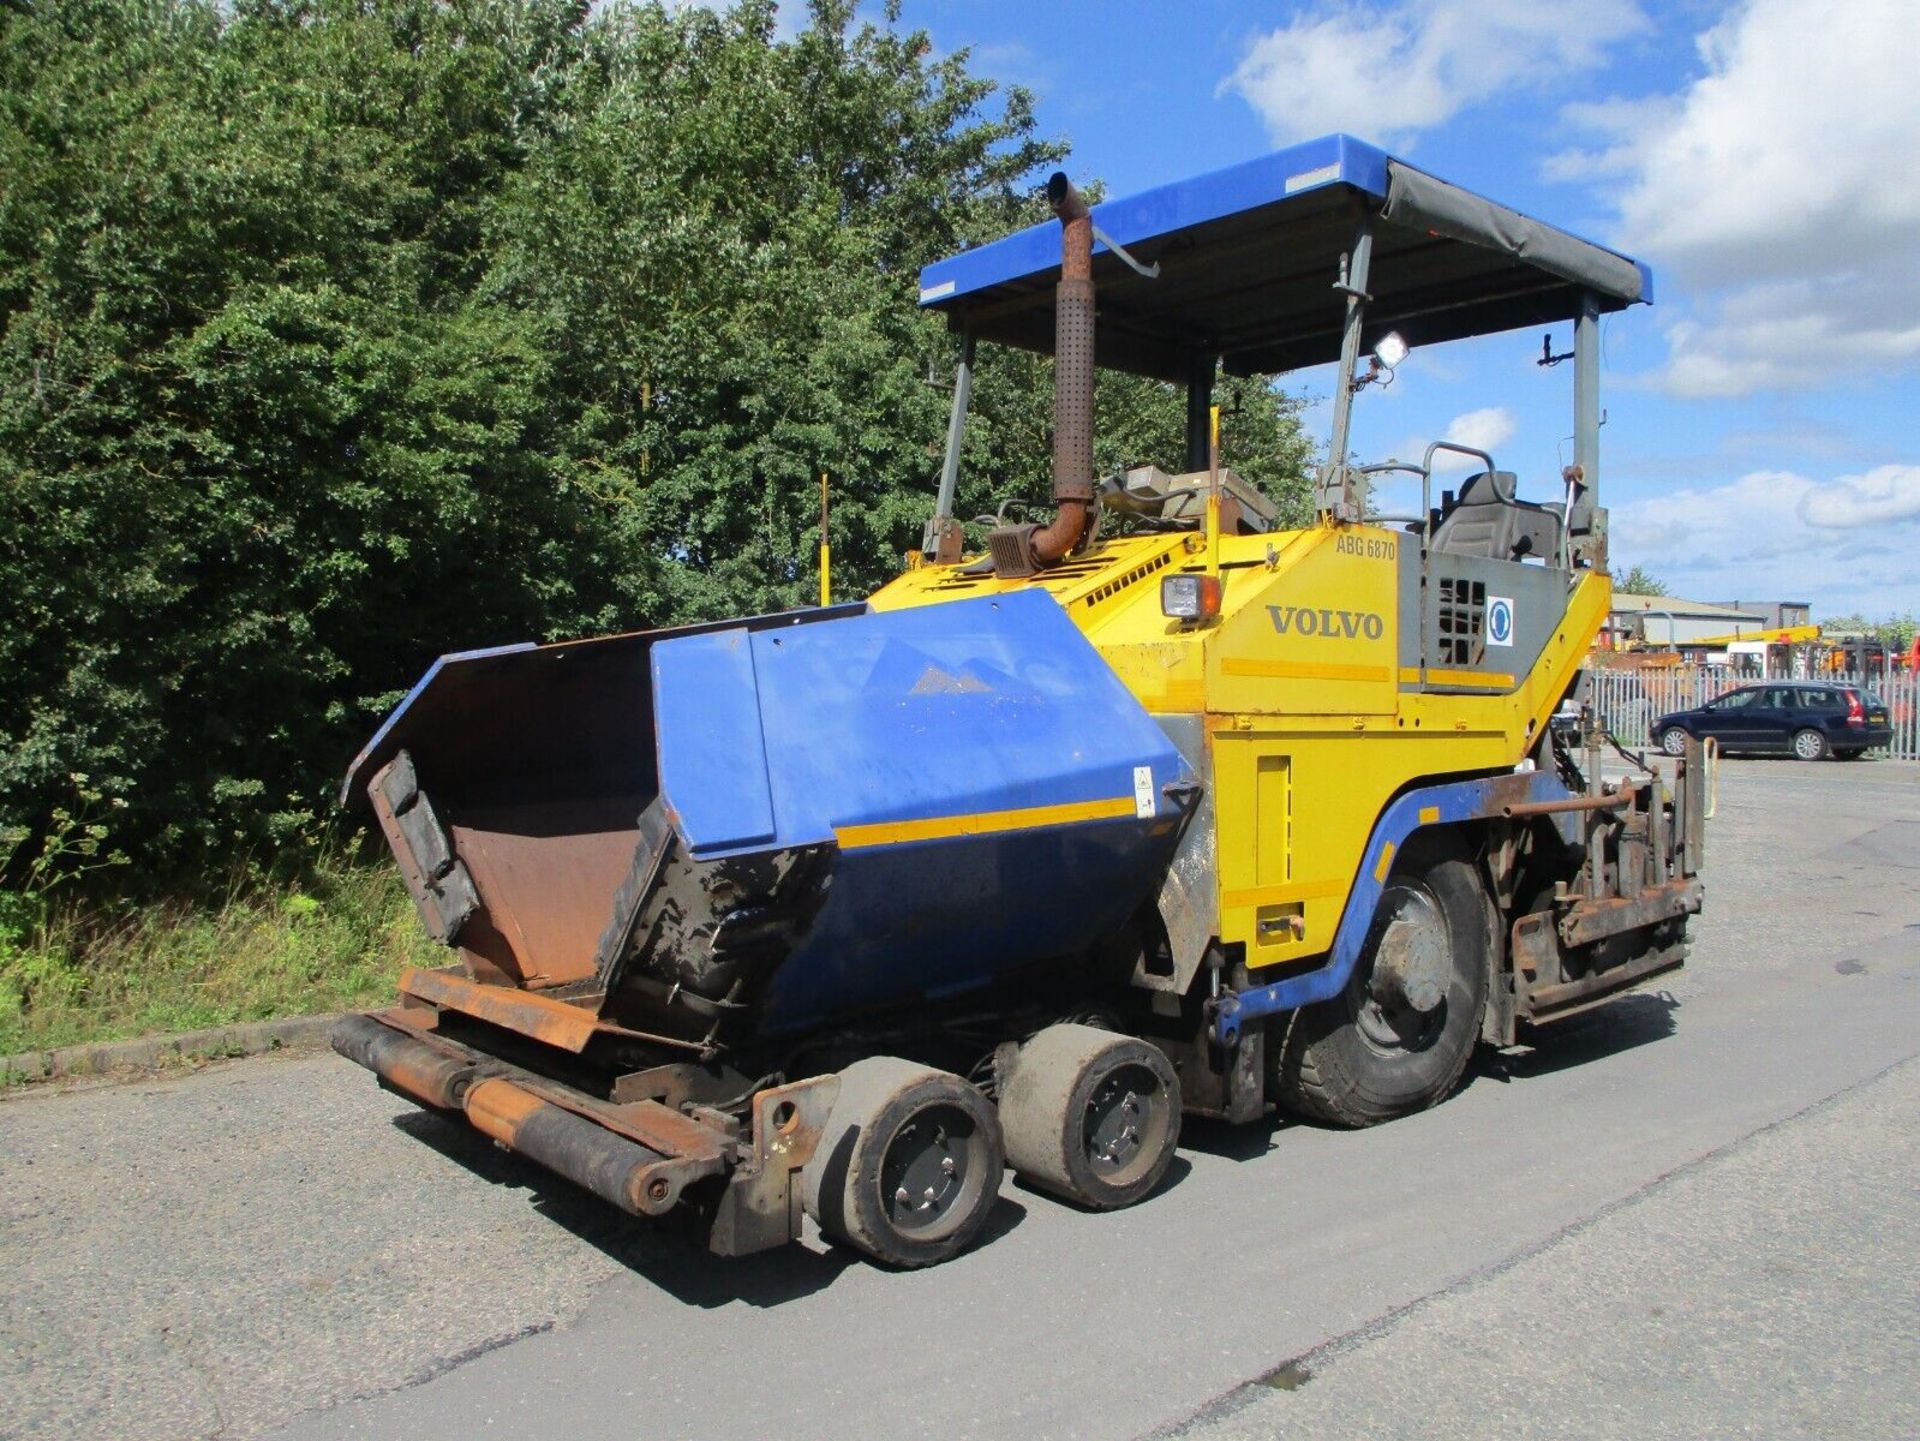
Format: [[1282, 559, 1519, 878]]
[[1, 0, 626, 874], [0, 0, 1313, 887], [1615, 565, 1668, 596]]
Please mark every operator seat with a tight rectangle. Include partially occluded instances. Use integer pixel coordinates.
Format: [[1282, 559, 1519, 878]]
[[1430, 470, 1564, 563]]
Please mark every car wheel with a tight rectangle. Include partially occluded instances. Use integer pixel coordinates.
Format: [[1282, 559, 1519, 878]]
[[1660, 727, 1689, 757], [1791, 728, 1830, 762]]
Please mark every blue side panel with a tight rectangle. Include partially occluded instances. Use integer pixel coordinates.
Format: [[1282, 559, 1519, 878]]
[[652, 629, 776, 853], [917, 134, 1390, 307], [763, 815, 1168, 1031], [1212, 770, 1575, 1044], [647, 590, 1199, 1028], [752, 591, 1183, 837], [651, 590, 1191, 857]]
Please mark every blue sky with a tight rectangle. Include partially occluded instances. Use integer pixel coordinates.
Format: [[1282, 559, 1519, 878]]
[[873, 0, 1920, 619]]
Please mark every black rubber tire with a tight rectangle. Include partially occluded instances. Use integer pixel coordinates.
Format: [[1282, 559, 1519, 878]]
[[998, 1023, 1181, 1210], [802, 1057, 1003, 1268], [1275, 833, 1491, 1128], [1791, 728, 1829, 762], [1660, 726, 1689, 757]]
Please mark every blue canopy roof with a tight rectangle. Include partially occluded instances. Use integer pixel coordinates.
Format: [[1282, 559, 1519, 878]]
[[917, 134, 1652, 381]]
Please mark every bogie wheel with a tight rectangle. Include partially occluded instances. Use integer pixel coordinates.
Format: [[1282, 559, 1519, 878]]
[[1660, 727, 1690, 757], [999, 1024, 1180, 1210], [802, 1057, 1003, 1268], [1275, 833, 1491, 1127], [1792, 728, 1830, 761]]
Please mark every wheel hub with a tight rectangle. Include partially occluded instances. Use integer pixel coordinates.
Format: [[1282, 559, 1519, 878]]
[[881, 1109, 969, 1233], [1084, 1065, 1159, 1177], [1361, 885, 1451, 1048], [1370, 887, 1449, 1012]]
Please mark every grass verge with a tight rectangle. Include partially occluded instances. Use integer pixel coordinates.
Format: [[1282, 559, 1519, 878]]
[[0, 857, 439, 1060]]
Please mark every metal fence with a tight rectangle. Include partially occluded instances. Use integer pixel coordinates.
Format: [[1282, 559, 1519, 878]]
[[1587, 666, 1920, 761]]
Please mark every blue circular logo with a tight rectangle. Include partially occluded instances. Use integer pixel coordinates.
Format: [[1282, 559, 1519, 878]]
[[1488, 601, 1512, 643]]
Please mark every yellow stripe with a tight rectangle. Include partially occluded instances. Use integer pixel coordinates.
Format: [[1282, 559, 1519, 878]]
[[1224, 657, 1392, 683], [835, 795, 1136, 849], [1373, 840, 1397, 882], [1220, 878, 1347, 910], [1418, 805, 1440, 825], [1140, 679, 1209, 712], [1398, 666, 1515, 690]]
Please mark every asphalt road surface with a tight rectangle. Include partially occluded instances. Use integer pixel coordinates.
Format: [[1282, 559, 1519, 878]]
[[4, 757, 1917, 1441]]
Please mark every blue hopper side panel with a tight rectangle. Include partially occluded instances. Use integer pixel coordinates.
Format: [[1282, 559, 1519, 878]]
[[650, 592, 1198, 1028]]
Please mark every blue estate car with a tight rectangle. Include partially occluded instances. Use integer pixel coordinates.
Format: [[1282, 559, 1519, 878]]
[[1653, 682, 1892, 761]]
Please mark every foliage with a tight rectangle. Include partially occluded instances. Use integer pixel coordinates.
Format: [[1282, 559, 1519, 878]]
[[0, 0, 1315, 896], [1, 0, 634, 878], [0, 844, 438, 1058], [959, 354, 1316, 536], [1615, 565, 1669, 596]]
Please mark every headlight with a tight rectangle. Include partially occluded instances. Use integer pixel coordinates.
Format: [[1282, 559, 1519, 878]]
[[1161, 573, 1222, 620]]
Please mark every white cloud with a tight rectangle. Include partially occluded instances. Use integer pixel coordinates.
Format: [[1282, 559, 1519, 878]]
[[1798, 464, 1920, 530], [1609, 464, 1920, 612], [1225, 0, 1648, 148], [1435, 407, 1516, 469], [1557, 0, 1920, 397]]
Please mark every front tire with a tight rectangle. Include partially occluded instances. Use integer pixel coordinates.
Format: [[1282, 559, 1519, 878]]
[[1275, 833, 1491, 1127], [802, 1057, 1003, 1268], [1660, 726, 1689, 757], [1792, 728, 1830, 761]]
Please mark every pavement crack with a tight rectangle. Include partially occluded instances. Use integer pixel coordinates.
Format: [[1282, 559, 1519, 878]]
[[399, 1320, 557, 1390], [1138, 1045, 1920, 1441], [273, 1318, 559, 1438]]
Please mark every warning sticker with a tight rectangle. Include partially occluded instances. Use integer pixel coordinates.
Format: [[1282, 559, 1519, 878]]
[[1133, 765, 1156, 819], [1486, 596, 1516, 648]]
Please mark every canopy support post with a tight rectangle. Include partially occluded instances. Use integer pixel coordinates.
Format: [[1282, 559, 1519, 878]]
[[1185, 349, 1215, 473], [1569, 292, 1603, 567], [1317, 218, 1373, 522], [923, 331, 974, 563]]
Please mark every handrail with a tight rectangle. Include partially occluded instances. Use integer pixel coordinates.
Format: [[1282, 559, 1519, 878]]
[[1356, 460, 1429, 526], [1352, 444, 1503, 535], [1422, 440, 1496, 481]]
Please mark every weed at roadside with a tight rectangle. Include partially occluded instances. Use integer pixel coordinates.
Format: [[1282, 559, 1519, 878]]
[[0, 856, 437, 1057]]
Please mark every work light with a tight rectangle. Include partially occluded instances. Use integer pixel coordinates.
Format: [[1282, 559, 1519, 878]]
[[1161, 573, 1222, 620]]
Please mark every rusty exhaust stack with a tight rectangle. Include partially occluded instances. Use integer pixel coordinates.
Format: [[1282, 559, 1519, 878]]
[[989, 172, 1096, 576]]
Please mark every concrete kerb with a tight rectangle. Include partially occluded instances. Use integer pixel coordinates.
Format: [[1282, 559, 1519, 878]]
[[1, 1012, 339, 1088]]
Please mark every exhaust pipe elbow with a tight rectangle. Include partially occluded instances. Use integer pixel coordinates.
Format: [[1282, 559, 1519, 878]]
[[1047, 171, 1090, 227]]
